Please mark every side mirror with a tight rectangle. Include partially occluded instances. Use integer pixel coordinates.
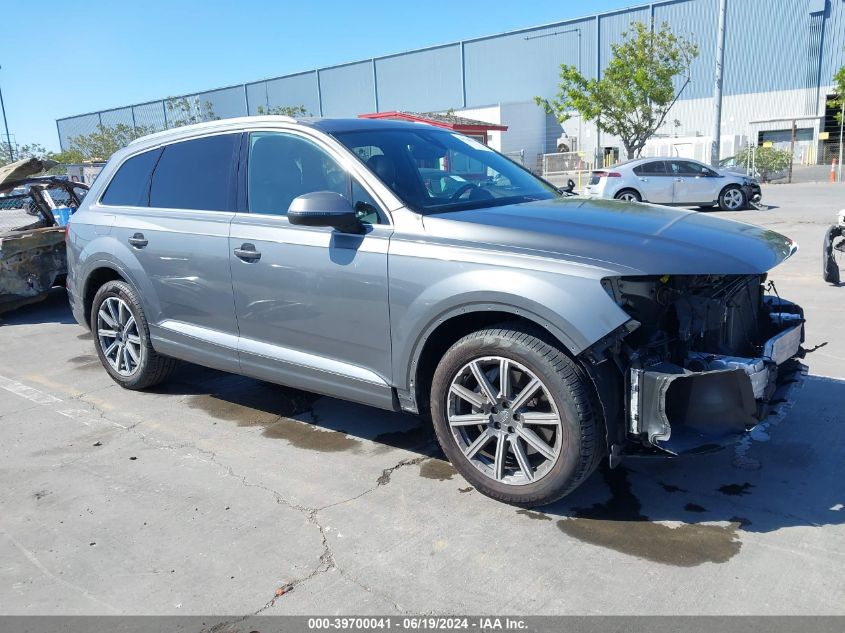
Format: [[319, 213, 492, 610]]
[[288, 191, 364, 234], [565, 178, 576, 192]]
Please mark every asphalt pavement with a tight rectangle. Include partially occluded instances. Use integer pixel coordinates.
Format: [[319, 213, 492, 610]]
[[0, 182, 843, 616]]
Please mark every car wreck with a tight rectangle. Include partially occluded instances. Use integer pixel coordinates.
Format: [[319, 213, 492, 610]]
[[0, 158, 89, 313], [594, 272, 804, 458], [823, 208, 844, 285]]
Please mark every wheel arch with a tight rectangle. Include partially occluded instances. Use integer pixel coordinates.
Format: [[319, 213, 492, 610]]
[[402, 303, 584, 415], [614, 187, 642, 201]]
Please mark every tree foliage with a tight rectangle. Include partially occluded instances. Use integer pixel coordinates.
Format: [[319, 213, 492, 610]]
[[165, 97, 219, 127], [537, 20, 699, 160], [256, 104, 310, 117], [734, 146, 792, 182], [833, 58, 845, 126], [66, 123, 155, 162]]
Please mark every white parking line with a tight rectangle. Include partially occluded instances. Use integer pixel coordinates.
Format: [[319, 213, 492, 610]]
[[0, 374, 62, 404], [0, 374, 126, 429]]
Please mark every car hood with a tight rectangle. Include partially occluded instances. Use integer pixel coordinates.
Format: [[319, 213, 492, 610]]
[[421, 197, 796, 276]]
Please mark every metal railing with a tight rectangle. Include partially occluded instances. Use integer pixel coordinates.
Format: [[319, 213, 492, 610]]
[[541, 151, 592, 176]]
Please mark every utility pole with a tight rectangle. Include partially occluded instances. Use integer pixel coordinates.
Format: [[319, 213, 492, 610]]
[[788, 119, 796, 184], [839, 101, 843, 182], [0, 66, 13, 162], [710, 0, 727, 167]]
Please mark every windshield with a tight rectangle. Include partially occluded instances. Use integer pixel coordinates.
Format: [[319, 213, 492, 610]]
[[331, 127, 558, 214]]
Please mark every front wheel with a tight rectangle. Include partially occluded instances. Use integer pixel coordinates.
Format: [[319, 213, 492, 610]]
[[430, 325, 604, 506], [90, 280, 177, 389], [719, 185, 746, 211]]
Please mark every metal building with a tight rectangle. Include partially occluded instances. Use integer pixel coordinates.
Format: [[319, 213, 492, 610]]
[[55, 0, 845, 172]]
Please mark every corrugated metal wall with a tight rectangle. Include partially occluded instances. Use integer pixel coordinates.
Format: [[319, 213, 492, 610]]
[[319, 62, 376, 117], [55, 0, 844, 151]]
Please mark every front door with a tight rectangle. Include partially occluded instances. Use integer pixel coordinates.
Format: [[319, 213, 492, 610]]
[[670, 160, 721, 205], [229, 130, 395, 409]]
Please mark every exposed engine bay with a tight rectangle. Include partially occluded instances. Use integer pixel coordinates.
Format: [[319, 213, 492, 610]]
[[591, 274, 804, 456]]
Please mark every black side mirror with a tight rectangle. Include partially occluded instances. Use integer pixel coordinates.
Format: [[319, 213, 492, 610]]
[[288, 191, 364, 234], [565, 178, 576, 192]]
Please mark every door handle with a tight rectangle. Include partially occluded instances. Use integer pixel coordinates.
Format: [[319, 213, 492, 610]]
[[675, 178, 684, 182], [128, 233, 148, 248], [234, 243, 261, 262], [639, 178, 649, 182]]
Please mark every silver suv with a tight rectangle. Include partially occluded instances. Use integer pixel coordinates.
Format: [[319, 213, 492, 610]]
[[67, 116, 805, 506]]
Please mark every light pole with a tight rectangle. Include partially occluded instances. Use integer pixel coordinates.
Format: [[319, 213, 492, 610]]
[[710, 0, 727, 167], [839, 101, 843, 182], [0, 66, 13, 162]]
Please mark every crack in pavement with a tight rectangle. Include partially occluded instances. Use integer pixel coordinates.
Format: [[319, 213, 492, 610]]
[[14, 380, 431, 616]]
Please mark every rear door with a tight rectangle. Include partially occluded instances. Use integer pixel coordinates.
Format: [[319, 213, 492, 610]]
[[109, 133, 241, 371], [632, 160, 673, 203]]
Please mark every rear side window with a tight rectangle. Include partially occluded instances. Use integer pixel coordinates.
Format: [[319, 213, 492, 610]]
[[101, 148, 162, 206], [149, 134, 239, 211], [633, 161, 667, 176]]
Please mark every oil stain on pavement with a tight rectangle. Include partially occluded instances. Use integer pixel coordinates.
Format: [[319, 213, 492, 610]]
[[188, 380, 361, 452], [419, 459, 457, 481], [555, 467, 742, 567]]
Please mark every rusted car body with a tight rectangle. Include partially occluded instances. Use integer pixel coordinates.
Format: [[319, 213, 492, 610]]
[[0, 158, 89, 313]]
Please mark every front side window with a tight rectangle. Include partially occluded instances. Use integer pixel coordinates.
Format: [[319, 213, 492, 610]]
[[247, 132, 385, 224], [101, 148, 162, 207], [331, 127, 558, 214], [149, 134, 239, 211]]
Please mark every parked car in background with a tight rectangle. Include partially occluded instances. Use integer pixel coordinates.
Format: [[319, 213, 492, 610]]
[[823, 208, 845, 284], [68, 116, 804, 506], [1, 158, 89, 313], [584, 157, 762, 210]]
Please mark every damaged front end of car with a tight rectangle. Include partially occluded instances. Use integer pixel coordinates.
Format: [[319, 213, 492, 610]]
[[586, 273, 805, 458]]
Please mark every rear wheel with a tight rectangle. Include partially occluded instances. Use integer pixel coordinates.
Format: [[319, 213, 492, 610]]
[[614, 189, 641, 202], [719, 185, 746, 211], [430, 325, 604, 506], [91, 280, 177, 389]]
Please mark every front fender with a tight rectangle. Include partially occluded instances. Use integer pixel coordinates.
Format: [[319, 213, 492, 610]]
[[388, 243, 631, 391]]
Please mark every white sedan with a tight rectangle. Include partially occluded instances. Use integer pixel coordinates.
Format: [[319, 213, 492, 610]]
[[583, 157, 761, 210]]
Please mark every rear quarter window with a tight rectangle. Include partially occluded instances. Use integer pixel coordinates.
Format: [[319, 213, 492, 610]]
[[101, 148, 162, 207], [149, 134, 239, 211]]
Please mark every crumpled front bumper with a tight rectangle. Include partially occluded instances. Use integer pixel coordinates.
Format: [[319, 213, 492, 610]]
[[628, 299, 804, 455]]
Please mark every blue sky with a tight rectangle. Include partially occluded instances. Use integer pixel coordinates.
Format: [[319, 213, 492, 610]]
[[0, 0, 635, 151]]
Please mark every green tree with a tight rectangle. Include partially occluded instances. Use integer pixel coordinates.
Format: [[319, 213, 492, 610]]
[[67, 123, 155, 162], [0, 141, 51, 166], [537, 20, 699, 160], [256, 104, 310, 117], [734, 145, 792, 183], [165, 97, 219, 127], [833, 59, 845, 126]]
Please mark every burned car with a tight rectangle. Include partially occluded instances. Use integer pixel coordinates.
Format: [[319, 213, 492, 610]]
[[823, 208, 845, 285], [68, 117, 804, 505], [0, 158, 89, 313]]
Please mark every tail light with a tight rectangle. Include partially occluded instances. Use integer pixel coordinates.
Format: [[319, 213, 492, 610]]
[[593, 171, 622, 178]]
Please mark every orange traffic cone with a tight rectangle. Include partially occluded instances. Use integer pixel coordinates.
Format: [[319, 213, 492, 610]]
[[833, 158, 839, 183]]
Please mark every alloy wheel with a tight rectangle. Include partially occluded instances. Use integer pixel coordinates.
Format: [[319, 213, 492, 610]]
[[447, 356, 563, 486], [96, 297, 142, 376], [617, 192, 639, 202], [723, 188, 744, 210]]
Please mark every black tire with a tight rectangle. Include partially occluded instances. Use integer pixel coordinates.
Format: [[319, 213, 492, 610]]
[[718, 185, 746, 211], [90, 280, 177, 389], [614, 189, 641, 202], [430, 324, 604, 506], [823, 225, 842, 285]]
